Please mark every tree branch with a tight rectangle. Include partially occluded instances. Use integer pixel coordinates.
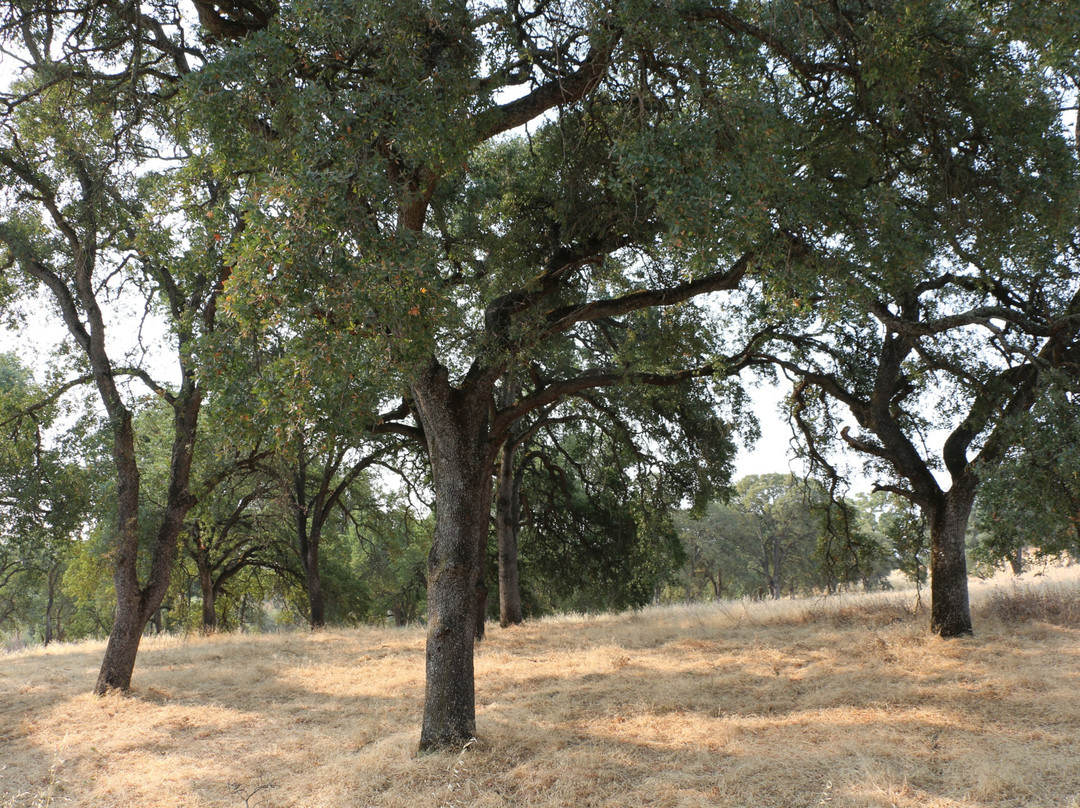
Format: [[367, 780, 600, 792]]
[[475, 30, 620, 142], [546, 251, 752, 335]]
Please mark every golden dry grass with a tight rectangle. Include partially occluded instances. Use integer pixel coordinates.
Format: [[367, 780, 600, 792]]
[[2, 568, 1079, 808]]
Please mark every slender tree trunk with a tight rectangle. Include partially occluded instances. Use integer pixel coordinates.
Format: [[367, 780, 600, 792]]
[[474, 547, 488, 641], [1008, 547, 1024, 576], [49, 563, 68, 643], [200, 566, 217, 632], [928, 483, 976, 637], [496, 438, 523, 627], [305, 539, 325, 629], [294, 455, 327, 630], [217, 584, 231, 631], [767, 536, 782, 599], [193, 530, 218, 633], [43, 565, 57, 646], [95, 398, 199, 694], [413, 362, 494, 752]]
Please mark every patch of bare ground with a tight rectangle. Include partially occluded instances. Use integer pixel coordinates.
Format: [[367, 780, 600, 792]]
[[2, 567, 1078, 808]]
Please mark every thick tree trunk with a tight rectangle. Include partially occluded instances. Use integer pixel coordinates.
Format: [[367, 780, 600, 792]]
[[413, 362, 494, 752], [96, 585, 153, 692], [305, 541, 325, 629], [95, 414, 148, 693], [496, 439, 523, 627], [928, 484, 976, 637]]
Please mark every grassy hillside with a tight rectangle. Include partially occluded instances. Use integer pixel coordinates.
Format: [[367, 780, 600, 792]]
[[2, 569, 1079, 808]]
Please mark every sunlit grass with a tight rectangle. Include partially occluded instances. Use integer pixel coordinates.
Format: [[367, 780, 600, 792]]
[[2, 565, 1078, 807]]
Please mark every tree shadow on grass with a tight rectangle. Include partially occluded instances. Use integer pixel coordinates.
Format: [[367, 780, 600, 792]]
[[466, 633, 1079, 808], [4, 622, 1078, 807], [2, 633, 423, 807]]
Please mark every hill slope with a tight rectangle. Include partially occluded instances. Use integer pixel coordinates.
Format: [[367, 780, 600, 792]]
[[3, 571, 1079, 808]]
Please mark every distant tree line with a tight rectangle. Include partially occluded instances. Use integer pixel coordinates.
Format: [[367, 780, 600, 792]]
[[4, 363, 1075, 651]]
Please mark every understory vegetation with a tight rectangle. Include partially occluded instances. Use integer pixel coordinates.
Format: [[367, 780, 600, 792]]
[[7, 460, 1065, 649]]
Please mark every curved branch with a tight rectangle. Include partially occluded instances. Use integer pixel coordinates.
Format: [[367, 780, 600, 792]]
[[475, 30, 620, 142], [492, 362, 719, 440], [546, 251, 752, 334], [870, 300, 1049, 339]]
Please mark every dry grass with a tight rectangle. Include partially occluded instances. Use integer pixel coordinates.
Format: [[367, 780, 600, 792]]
[[2, 568, 1079, 808]]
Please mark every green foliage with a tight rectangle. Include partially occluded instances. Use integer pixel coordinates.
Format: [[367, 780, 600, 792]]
[[0, 354, 94, 642], [60, 538, 117, 638], [349, 500, 430, 626], [2, 0, 1076, 660], [671, 475, 893, 601], [972, 382, 1080, 572], [513, 407, 695, 614], [855, 492, 929, 588], [814, 495, 892, 593]]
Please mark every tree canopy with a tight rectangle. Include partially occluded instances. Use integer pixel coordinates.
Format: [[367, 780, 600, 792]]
[[1, 0, 1077, 752]]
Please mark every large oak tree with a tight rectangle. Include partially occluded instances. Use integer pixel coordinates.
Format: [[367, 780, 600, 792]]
[[4, 0, 1074, 751]]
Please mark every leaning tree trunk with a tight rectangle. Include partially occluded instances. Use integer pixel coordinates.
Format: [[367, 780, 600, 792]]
[[1008, 548, 1024, 576], [496, 438, 523, 627], [96, 414, 151, 693], [97, 578, 153, 692], [413, 362, 494, 752], [928, 482, 977, 637], [95, 399, 199, 694], [96, 481, 191, 692]]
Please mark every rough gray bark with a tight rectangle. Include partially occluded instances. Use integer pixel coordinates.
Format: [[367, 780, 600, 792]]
[[95, 397, 200, 693], [91, 412, 198, 692], [927, 481, 977, 637], [412, 361, 495, 752]]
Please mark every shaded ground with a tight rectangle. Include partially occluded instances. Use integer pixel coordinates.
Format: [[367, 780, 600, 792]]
[[2, 576, 1079, 808]]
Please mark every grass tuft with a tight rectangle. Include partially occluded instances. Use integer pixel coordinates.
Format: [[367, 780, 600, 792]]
[[2, 566, 1078, 807], [978, 580, 1080, 626]]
